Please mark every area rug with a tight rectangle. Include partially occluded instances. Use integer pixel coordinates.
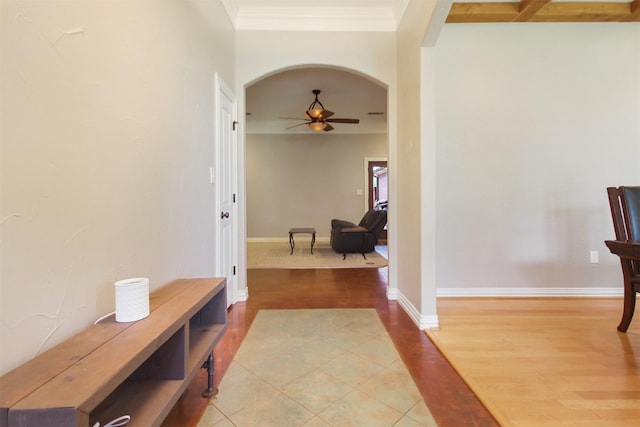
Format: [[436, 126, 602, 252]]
[[198, 309, 437, 426], [247, 241, 388, 269]]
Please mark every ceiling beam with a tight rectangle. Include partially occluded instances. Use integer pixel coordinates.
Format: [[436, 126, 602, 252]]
[[514, 0, 552, 21], [621, 0, 640, 21], [531, 2, 636, 22], [447, 3, 518, 22], [446, 1, 640, 23]]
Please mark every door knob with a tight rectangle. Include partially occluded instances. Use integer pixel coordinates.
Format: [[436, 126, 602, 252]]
[[220, 211, 230, 219]]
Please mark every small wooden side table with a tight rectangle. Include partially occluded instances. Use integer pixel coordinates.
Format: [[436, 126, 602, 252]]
[[289, 227, 316, 255]]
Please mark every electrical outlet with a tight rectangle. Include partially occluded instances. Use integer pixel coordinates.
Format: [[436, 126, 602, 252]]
[[590, 251, 599, 264]]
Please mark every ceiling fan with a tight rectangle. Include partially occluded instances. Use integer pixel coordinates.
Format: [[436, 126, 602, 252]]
[[283, 89, 360, 132]]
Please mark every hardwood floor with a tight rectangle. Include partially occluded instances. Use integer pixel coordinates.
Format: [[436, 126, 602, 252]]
[[428, 297, 640, 427], [163, 267, 497, 426]]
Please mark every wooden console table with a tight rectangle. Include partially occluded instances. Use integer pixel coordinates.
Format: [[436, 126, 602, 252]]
[[0, 278, 227, 427]]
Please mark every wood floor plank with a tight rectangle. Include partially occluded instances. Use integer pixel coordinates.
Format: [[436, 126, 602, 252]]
[[427, 297, 640, 427]]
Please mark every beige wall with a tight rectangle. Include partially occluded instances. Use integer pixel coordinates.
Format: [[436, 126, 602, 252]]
[[0, 0, 235, 374], [395, 0, 437, 323], [246, 133, 388, 239], [433, 23, 640, 294]]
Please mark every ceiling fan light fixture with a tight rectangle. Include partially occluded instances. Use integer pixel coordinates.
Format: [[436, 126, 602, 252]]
[[306, 108, 324, 119], [308, 121, 327, 131], [306, 89, 326, 120], [281, 89, 357, 133]]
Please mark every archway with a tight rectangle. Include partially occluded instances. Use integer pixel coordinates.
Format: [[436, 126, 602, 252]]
[[243, 65, 391, 274]]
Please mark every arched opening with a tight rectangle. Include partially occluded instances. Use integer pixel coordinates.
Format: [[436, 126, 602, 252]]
[[243, 65, 390, 270]]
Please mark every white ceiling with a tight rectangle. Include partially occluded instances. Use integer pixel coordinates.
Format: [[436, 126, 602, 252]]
[[245, 67, 388, 135]]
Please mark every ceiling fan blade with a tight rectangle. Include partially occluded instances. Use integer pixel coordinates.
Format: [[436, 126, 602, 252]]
[[323, 123, 334, 132], [325, 118, 359, 124], [285, 122, 310, 130], [280, 117, 308, 120], [318, 110, 334, 119]]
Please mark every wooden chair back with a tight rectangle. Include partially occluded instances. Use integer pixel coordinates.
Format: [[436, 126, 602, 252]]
[[608, 186, 640, 243], [606, 186, 640, 332]]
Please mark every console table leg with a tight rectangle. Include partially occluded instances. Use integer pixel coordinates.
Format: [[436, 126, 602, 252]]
[[289, 233, 294, 255], [202, 352, 218, 398]]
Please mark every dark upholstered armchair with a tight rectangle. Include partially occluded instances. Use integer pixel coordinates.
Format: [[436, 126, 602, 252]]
[[330, 210, 387, 259], [605, 186, 640, 332]]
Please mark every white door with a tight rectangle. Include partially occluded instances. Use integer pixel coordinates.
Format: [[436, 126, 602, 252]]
[[214, 74, 237, 307]]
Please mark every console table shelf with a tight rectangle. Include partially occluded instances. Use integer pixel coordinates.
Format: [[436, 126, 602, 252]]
[[0, 278, 227, 427]]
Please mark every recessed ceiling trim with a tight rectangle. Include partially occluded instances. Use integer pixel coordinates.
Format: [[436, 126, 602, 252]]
[[232, 6, 399, 31]]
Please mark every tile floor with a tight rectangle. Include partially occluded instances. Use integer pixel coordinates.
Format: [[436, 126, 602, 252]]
[[197, 309, 437, 427]]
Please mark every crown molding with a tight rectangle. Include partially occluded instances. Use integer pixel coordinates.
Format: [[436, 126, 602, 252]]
[[221, 1, 412, 31], [234, 6, 398, 31]]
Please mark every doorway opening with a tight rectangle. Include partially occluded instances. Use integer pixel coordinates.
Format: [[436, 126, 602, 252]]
[[243, 65, 389, 271], [367, 160, 388, 242]]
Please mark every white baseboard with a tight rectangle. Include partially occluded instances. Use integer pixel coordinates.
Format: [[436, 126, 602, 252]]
[[235, 287, 249, 302], [247, 237, 331, 244], [395, 289, 440, 330], [436, 287, 623, 298], [389, 286, 622, 332]]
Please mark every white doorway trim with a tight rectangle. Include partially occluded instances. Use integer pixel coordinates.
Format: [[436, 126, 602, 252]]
[[363, 157, 388, 213], [213, 73, 239, 307]]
